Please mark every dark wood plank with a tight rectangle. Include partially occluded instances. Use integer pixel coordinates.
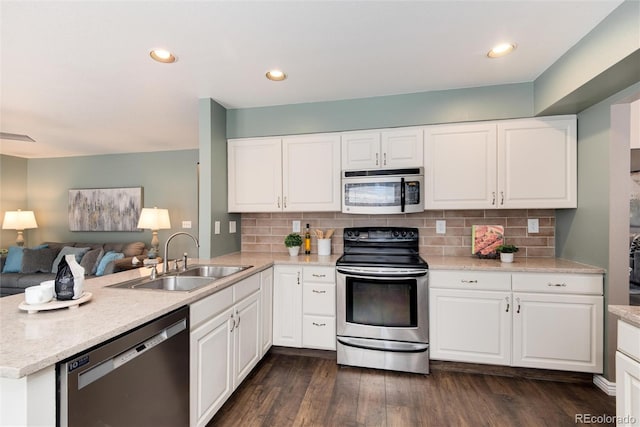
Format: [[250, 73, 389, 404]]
[[208, 350, 615, 427]]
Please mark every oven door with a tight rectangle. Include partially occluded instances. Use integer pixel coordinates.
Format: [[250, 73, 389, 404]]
[[336, 267, 428, 346], [342, 175, 424, 214]]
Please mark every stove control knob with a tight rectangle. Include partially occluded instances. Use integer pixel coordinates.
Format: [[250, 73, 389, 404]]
[[408, 231, 416, 238], [354, 230, 360, 237], [346, 231, 353, 238], [401, 231, 407, 237], [392, 230, 400, 238]]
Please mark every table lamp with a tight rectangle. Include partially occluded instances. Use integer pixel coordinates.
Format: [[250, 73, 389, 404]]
[[137, 207, 171, 257], [2, 209, 38, 246]]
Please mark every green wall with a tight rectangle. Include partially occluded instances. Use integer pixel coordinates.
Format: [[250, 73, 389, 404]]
[[227, 83, 534, 138], [25, 150, 200, 259], [199, 98, 241, 258], [0, 154, 29, 248]]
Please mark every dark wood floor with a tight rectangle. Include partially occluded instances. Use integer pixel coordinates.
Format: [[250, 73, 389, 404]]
[[208, 349, 615, 427]]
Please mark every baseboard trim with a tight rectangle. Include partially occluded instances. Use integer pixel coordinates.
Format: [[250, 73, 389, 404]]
[[593, 374, 616, 396]]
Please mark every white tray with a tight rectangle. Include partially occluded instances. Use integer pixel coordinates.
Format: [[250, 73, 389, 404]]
[[19, 292, 93, 314]]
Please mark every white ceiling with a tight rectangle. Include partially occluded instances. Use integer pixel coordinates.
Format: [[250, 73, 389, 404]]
[[0, 0, 623, 159]]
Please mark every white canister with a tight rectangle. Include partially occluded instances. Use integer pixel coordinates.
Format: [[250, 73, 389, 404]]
[[318, 239, 332, 256], [25, 284, 54, 305]]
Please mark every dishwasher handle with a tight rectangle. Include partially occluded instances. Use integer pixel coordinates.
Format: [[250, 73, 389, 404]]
[[77, 317, 187, 390]]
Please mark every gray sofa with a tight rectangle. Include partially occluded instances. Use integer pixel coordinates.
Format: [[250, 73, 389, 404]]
[[0, 241, 149, 297]]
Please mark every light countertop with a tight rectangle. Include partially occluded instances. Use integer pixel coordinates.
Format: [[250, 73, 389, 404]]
[[0, 252, 601, 379], [609, 305, 640, 328]]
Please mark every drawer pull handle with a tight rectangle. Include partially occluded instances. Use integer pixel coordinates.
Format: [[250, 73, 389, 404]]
[[547, 283, 567, 287], [312, 289, 326, 294], [312, 322, 326, 327], [312, 274, 326, 278], [461, 280, 478, 284]]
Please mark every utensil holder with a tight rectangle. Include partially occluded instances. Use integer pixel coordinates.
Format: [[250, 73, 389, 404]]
[[318, 239, 331, 256]]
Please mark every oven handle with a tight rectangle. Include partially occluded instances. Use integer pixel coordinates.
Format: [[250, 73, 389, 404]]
[[337, 336, 428, 353], [336, 266, 428, 277]]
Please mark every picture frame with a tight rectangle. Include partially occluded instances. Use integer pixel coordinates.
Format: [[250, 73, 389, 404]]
[[68, 187, 143, 231]]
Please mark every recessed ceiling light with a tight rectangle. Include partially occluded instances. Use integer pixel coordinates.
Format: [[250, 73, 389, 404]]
[[150, 49, 177, 63], [487, 43, 517, 58], [266, 70, 287, 81]]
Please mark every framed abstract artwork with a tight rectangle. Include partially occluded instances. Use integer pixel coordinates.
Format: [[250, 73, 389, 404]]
[[68, 187, 143, 231]]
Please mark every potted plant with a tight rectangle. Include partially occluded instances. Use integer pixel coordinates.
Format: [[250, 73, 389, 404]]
[[496, 244, 519, 263], [284, 233, 303, 256]]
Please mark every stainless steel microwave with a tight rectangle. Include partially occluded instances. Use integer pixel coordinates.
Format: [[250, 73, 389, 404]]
[[342, 168, 424, 214]]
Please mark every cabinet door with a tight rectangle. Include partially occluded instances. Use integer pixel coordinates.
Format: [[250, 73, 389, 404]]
[[341, 131, 381, 169], [233, 291, 261, 389], [260, 268, 273, 356], [273, 266, 302, 347], [512, 292, 603, 372], [497, 116, 576, 208], [381, 128, 424, 168], [616, 351, 640, 424], [228, 138, 282, 212], [190, 307, 234, 427], [429, 288, 511, 365], [282, 134, 341, 211], [424, 123, 497, 209]]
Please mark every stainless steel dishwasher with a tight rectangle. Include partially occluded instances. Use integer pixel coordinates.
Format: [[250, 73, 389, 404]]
[[58, 306, 189, 427]]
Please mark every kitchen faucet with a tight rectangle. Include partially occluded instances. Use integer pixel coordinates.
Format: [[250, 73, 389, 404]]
[[163, 232, 200, 274]]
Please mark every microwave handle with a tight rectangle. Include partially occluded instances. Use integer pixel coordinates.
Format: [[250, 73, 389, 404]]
[[400, 177, 405, 212]]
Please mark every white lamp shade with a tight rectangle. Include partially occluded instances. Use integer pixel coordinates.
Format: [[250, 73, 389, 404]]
[[2, 210, 38, 230], [137, 207, 171, 230]]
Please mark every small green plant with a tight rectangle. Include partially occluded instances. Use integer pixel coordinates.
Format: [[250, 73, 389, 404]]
[[284, 233, 303, 248], [496, 244, 519, 254]]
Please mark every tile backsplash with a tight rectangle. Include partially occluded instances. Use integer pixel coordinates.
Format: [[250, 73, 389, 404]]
[[241, 209, 555, 258]]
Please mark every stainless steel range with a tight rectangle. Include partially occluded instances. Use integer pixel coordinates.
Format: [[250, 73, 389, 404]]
[[336, 226, 429, 374]]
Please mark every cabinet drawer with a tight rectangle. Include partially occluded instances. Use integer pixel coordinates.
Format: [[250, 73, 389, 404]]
[[429, 270, 511, 291], [303, 266, 335, 283], [512, 273, 602, 295], [618, 319, 640, 362], [303, 283, 335, 316], [190, 286, 234, 329], [234, 273, 261, 302], [302, 315, 336, 350]]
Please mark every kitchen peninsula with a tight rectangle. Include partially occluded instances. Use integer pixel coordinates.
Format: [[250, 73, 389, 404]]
[[1, 253, 604, 426]]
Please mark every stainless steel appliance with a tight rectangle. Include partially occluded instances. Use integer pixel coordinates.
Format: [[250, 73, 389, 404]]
[[336, 227, 429, 374], [58, 307, 189, 426], [342, 167, 424, 214]]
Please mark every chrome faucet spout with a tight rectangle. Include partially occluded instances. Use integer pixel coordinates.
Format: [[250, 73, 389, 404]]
[[163, 232, 200, 274]]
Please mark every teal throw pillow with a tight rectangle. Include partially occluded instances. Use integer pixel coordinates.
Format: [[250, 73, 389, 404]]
[[2, 244, 48, 273], [95, 251, 124, 276]]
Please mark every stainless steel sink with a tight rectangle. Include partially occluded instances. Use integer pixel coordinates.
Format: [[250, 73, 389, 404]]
[[108, 276, 214, 292], [176, 265, 252, 278], [107, 265, 252, 292]]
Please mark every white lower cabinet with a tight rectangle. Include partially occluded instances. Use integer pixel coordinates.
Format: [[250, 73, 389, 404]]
[[616, 319, 640, 425], [260, 267, 274, 356], [189, 272, 263, 427], [429, 288, 511, 365], [429, 270, 603, 373], [273, 265, 336, 350]]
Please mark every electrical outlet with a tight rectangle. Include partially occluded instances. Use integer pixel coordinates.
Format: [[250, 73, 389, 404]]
[[436, 220, 446, 234], [214, 221, 220, 235], [292, 221, 301, 233], [229, 221, 236, 233], [181, 220, 191, 229], [528, 218, 539, 233]]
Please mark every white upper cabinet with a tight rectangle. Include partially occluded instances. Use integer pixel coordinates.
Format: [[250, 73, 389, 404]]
[[228, 134, 340, 212], [424, 123, 497, 209], [228, 137, 282, 212], [424, 115, 577, 209], [282, 134, 341, 211], [497, 116, 577, 209], [342, 128, 423, 170]]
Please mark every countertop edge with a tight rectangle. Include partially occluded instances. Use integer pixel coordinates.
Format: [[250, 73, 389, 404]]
[[608, 305, 640, 328]]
